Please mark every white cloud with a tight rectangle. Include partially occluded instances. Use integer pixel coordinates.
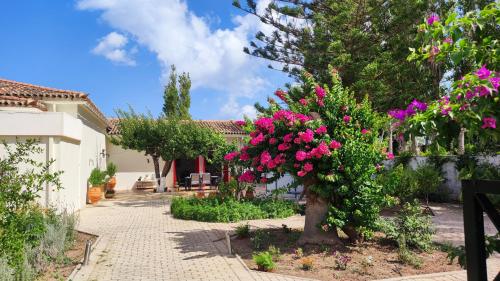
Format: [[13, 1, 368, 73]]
[[92, 32, 136, 65], [78, 0, 281, 118]]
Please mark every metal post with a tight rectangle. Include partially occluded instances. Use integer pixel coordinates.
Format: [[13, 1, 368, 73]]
[[462, 181, 487, 281], [83, 240, 92, 266]]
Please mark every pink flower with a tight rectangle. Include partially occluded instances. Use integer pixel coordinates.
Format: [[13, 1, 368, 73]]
[[293, 137, 301, 144], [315, 125, 327, 134], [443, 37, 453, 44], [361, 128, 369, 134], [224, 151, 239, 161], [317, 98, 325, 107], [491, 77, 500, 91], [299, 98, 308, 106], [303, 162, 313, 172], [283, 133, 294, 143], [257, 165, 264, 172], [476, 65, 491, 80], [267, 160, 277, 169], [278, 142, 291, 151], [275, 89, 288, 101], [239, 153, 250, 161], [315, 85, 326, 99], [295, 150, 307, 161], [297, 170, 307, 177], [250, 133, 265, 146], [481, 117, 496, 129], [293, 163, 300, 168], [260, 151, 272, 165], [329, 140, 342, 150], [386, 152, 395, 160], [269, 138, 277, 145], [427, 13, 440, 25], [235, 120, 246, 126], [316, 141, 331, 156], [295, 113, 311, 123], [466, 91, 476, 99], [343, 115, 351, 123], [238, 170, 255, 183], [260, 177, 267, 183], [298, 129, 314, 143]]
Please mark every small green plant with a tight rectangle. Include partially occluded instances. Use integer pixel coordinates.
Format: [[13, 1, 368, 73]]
[[300, 257, 314, 271], [106, 162, 117, 177], [414, 164, 443, 207], [251, 229, 271, 250], [294, 247, 303, 259], [235, 224, 250, 239], [397, 241, 423, 268], [281, 224, 291, 233], [267, 245, 281, 261], [380, 200, 435, 252], [377, 164, 419, 203], [88, 168, 107, 186], [252, 251, 275, 272]]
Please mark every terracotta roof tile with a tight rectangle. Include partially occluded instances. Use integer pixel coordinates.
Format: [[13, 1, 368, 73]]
[[0, 78, 108, 125], [107, 119, 246, 136], [0, 96, 47, 111]]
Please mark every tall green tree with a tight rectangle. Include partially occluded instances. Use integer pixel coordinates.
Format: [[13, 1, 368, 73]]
[[112, 108, 229, 182], [233, 0, 452, 110], [163, 65, 192, 119]]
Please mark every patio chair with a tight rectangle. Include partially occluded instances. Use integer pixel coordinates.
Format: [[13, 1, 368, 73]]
[[190, 173, 200, 189], [202, 173, 211, 188]]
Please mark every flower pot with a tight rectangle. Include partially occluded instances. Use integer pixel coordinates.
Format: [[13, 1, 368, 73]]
[[88, 186, 103, 204], [245, 190, 255, 199], [105, 190, 115, 199], [107, 176, 117, 190]]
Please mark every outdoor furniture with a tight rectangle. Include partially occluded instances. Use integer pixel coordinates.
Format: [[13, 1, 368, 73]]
[[201, 173, 211, 187], [188, 173, 200, 190], [210, 176, 220, 187], [136, 180, 155, 190]]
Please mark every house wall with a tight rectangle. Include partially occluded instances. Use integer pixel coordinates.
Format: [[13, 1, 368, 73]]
[[0, 110, 107, 211]]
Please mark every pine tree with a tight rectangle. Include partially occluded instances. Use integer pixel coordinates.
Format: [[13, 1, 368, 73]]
[[178, 72, 191, 119], [162, 65, 192, 119]]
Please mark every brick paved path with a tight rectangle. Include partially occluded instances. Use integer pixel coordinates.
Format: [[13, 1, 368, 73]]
[[71, 192, 499, 281]]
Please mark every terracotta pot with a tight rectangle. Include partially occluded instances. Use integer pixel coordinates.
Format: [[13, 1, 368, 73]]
[[105, 190, 115, 199], [245, 190, 255, 199], [88, 186, 102, 204], [107, 176, 117, 190]]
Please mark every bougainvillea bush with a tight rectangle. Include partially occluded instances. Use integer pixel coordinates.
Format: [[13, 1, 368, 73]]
[[394, 3, 499, 145], [225, 70, 387, 244]]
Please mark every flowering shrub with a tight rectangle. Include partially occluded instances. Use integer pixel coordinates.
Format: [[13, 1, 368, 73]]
[[397, 3, 499, 142], [225, 70, 386, 243]]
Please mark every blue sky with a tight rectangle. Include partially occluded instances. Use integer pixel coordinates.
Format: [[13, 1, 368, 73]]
[[0, 0, 291, 120]]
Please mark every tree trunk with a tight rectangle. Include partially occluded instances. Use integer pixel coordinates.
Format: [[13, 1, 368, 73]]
[[161, 160, 172, 178], [342, 225, 361, 244], [152, 156, 161, 184], [298, 189, 342, 246], [410, 134, 418, 155], [457, 128, 465, 155]]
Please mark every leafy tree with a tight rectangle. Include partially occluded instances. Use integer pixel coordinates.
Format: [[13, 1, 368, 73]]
[[225, 70, 387, 244], [163, 65, 192, 119], [112, 109, 230, 183], [233, 0, 451, 110]]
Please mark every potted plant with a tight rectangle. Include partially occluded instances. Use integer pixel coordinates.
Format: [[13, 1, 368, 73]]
[[88, 168, 106, 204], [105, 189, 116, 199], [106, 162, 118, 190]]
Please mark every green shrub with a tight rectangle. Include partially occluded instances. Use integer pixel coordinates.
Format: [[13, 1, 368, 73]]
[[267, 245, 281, 261], [235, 224, 250, 239], [379, 200, 435, 252], [413, 164, 444, 205], [377, 164, 419, 203], [88, 168, 107, 186], [0, 257, 14, 281], [106, 162, 118, 177], [252, 251, 275, 272], [170, 197, 298, 223], [251, 229, 271, 250]]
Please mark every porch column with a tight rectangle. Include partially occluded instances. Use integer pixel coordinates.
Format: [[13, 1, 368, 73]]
[[172, 159, 177, 189], [223, 164, 230, 183]]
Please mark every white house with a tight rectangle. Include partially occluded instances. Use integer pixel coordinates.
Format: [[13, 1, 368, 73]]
[[0, 78, 109, 211], [0, 78, 249, 211]]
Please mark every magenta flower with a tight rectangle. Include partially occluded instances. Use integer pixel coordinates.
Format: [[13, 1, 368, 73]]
[[295, 113, 311, 123], [490, 77, 499, 91], [239, 153, 250, 161], [443, 37, 453, 44], [224, 151, 239, 161], [386, 152, 395, 160], [476, 65, 491, 79], [297, 170, 307, 177], [299, 98, 308, 106], [343, 115, 351, 123], [298, 129, 314, 143], [238, 170, 255, 183], [316, 141, 331, 156], [293, 137, 301, 144], [427, 13, 440, 25], [481, 117, 496, 129], [293, 163, 300, 168], [361, 128, 369, 134], [476, 86, 492, 97], [317, 98, 325, 107], [315, 85, 326, 99], [409, 99, 428, 111], [250, 133, 265, 146], [466, 91, 476, 99], [278, 142, 291, 151], [235, 120, 246, 126], [254, 117, 275, 133], [388, 109, 407, 121], [260, 177, 267, 183], [269, 138, 277, 145], [329, 140, 342, 150], [315, 125, 327, 134], [440, 106, 452, 116], [267, 160, 277, 169], [274, 89, 288, 101], [295, 151, 307, 161], [283, 133, 294, 143], [303, 162, 314, 172], [260, 151, 272, 165], [257, 165, 264, 172]]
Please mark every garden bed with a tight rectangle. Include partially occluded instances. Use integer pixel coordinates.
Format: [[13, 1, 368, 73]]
[[171, 196, 299, 222], [37, 231, 97, 281], [231, 228, 460, 281]]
